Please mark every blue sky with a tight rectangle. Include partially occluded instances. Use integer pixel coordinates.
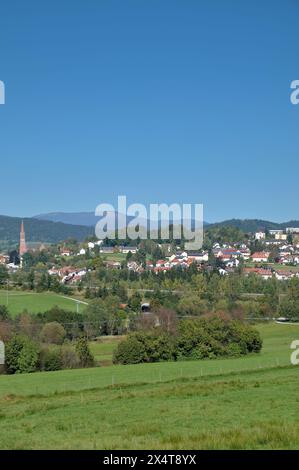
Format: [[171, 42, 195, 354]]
[[0, 0, 298, 222]]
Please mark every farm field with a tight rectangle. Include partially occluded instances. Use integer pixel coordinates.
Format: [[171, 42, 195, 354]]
[[0, 290, 87, 316], [0, 323, 299, 449], [0, 323, 298, 396]]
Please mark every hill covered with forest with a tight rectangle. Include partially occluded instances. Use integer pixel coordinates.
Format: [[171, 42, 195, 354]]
[[0, 215, 94, 250]]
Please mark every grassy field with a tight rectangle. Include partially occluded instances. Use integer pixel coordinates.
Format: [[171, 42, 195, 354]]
[[90, 322, 299, 367], [89, 336, 124, 366], [0, 323, 299, 449], [0, 290, 87, 316]]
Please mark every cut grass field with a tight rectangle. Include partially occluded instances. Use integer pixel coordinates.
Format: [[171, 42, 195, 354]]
[[0, 290, 87, 316], [0, 323, 299, 449]]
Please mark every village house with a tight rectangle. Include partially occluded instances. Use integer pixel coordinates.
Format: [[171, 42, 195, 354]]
[[279, 246, 294, 257], [60, 248, 72, 257], [0, 254, 9, 265], [156, 259, 166, 267], [146, 260, 154, 269], [127, 261, 140, 271], [7, 263, 20, 272], [225, 258, 240, 268], [218, 268, 228, 276], [104, 260, 121, 269], [275, 233, 287, 241], [275, 270, 294, 281], [213, 249, 224, 258], [119, 246, 138, 254], [48, 266, 88, 284], [255, 231, 266, 240], [264, 239, 285, 247], [100, 246, 115, 254], [127, 261, 144, 273], [48, 266, 60, 276], [269, 229, 283, 236], [279, 255, 294, 265], [170, 259, 181, 267], [187, 251, 209, 263], [251, 251, 270, 263], [154, 265, 171, 273], [239, 248, 251, 260], [172, 259, 189, 269], [174, 251, 188, 259], [213, 247, 241, 261], [243, 267, 273, 280]]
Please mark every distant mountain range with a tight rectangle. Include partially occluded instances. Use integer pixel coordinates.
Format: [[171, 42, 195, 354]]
[[34, 211, 207, 229], [34, 212, 104, 227], [34, 212, 299, 233], [34, 211, 140, 228], [205, 219, 299, 232], [1, 212, 299, 251]]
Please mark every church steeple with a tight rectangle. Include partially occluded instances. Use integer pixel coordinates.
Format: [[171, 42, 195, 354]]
[[19, 220, 27, 256]]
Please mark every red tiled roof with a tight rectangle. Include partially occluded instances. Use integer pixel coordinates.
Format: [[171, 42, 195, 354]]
[[244, 267, 271, 276], [251, 252, 269, 258]]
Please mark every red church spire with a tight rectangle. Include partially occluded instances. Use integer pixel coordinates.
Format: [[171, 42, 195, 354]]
[[19, 220, 27, 256]]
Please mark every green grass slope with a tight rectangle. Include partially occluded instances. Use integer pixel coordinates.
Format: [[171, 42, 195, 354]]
[[0, 323, 299, 449], [0, 290, 87, 316]]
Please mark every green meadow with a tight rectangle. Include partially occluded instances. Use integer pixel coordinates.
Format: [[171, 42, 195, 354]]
[[0, 323, 299, 449], [89, 336, 125, 366], [100, 253, 127, 262], [0, 290, 87, 316]]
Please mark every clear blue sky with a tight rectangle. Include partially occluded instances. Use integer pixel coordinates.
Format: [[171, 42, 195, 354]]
[[0, 0, 298, 222]]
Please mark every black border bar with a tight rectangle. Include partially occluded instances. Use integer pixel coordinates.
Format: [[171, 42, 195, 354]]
[[0, 450, 298, 466]]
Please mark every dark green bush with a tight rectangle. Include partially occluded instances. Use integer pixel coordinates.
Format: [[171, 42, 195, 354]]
[[5, 335, 40, 374], [39, 346, 62, 371], [39, 345, 82, 371], [177, 317, 262, 360], [113, 316, 262, 365], [113, 330, 176, 364], [75, 337, 95, 367], [113, 334, 147, 364], [0, 305, 10, 321]]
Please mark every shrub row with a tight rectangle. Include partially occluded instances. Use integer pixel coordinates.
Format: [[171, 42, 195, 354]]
[[113, 316, 262, 364], [4, 335, 94, 374]]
